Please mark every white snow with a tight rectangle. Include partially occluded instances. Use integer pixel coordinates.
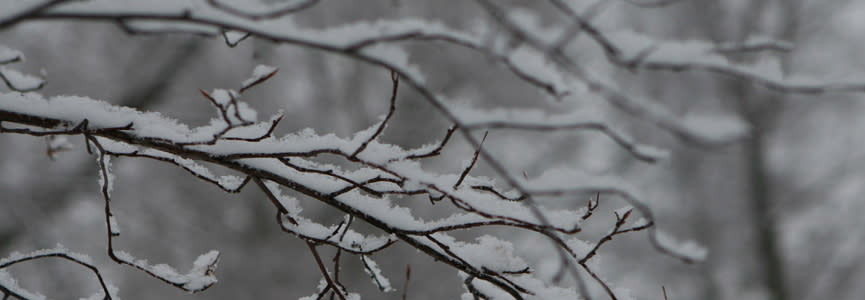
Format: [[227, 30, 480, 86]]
[[222, 30, 250, 46], [565, 237, 596, 259], [359, 44, 425, 83], [121, 20, 220, 35], [241, 64, 278, 91], [184, 250, 220, 291], [112, 249, 220, 291], [206, 88, 257, 124], [1, 66, 44, 91], [278, 212, 395, 252], [681, 113, 750, 144], [613, 206, 633, 219], [361, 255, 394, 292], [0, 92, 221, 142], [0, 45, 22, 63], [96, 138, 248, 191], [507, 8, 563, 45], [427, 234, 528, 273], [47, 135, 74, 151], [109, 215, 121, 235], [655, 230, 708, 262], [0, 246, 99, 300], [79, 284, 120, 300], [262, 180, 302, 215], [97, 155, 115, 196], [0, 245, 93, 267], [208, 0, 318, 16], [506, 46, 571, 96], [458, 271, 579, 300], [0, 269, 46, 300]]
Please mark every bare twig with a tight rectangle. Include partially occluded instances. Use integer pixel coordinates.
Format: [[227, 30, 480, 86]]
[[454, 131, 487, 189], [402, 125, 458, 160], [352, 71, 399, 158], [91, 137, 219, 293], [307, 241, 348, 300], [239, 67, 280, 93]]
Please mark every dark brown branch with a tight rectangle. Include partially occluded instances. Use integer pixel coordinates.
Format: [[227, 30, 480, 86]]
[[239, 67, 280, 93], [470, 185, 525, 201], [91, 137, 219, 293], [360, 255, 390, 292], [402, 265, 411, 300], [276, 212, 398, 255], [424, 235, 528, 297], [253, 177, 292, 216], [351, 71, 399, 158], [463, 276, 491, 300], [0, 70, 43, 93], [403, 125, 458, 160], [222, 115, 284, 142], [221, 29, 250, 47], [105, 149, 250, 193], [0, 54, 21, 65], [280, 158, 390, 198], [0, 118, 133, 136], [454, 131, 487, 189], [582, 193, 600, 220], [306, 241, 348, 300]]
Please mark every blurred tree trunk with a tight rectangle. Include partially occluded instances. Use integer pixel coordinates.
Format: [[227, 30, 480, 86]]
[[683, 1, 800, 299]]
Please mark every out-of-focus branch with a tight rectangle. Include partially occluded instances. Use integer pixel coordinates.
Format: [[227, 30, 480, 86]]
[[0, 248, 115, 300], [206, 0, 323, 20]]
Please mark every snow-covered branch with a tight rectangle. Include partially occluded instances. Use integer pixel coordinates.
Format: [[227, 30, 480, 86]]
[[4, 1, 860, 299]]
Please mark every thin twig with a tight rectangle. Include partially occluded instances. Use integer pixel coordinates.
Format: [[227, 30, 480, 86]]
[[352, 70, 399, 158], [454, 131, 487, 189], [306, 241, 348, 300]]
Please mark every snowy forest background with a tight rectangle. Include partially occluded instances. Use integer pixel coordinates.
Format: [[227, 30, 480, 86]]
[[2, 0, 865, 299]]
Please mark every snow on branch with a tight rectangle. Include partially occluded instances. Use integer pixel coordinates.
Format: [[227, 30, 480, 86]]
[[0, 67, 44, 92], [0, 46, 44, 92], [0, 246, 117, 300], [3, 1, 857, 299], [0, 46, 23, 65], [206, 0, 322, 20], [0, 74, 644, 299]]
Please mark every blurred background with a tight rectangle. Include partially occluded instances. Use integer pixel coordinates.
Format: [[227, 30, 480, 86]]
[[2, 0, 865, 299]]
